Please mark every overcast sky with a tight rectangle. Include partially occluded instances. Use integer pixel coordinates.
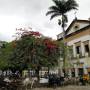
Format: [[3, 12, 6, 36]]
[[0, 0, 90, 41]]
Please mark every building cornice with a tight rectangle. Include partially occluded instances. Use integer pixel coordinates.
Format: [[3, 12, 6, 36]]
[[65, 25, 90, 38], [57, 25, 90, 41]]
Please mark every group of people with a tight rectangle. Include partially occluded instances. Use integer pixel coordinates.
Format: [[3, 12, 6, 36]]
[[47, 73, 90, 87], [0, 70, 90, 89], [48, 73, 64, 87]]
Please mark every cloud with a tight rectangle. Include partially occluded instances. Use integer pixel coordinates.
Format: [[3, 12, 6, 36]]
[[43, 21, 56, 29], [0, 0, 89, 41]]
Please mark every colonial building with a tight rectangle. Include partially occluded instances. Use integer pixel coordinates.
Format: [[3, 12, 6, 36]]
[[57, 19, 90, 77]]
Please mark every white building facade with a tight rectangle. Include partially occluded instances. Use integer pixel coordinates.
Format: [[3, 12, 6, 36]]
[[57, 19, 90, 77]]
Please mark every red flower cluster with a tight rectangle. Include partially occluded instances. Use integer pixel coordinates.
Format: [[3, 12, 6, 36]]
[[22, 31, 41, 36], [44, 39, 57, 49], [29, 31, 41, 36], [21, 31, 41, 38], [16, 28, 41, 37]]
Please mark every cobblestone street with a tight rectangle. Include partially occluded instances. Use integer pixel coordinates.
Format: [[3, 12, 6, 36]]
[[33, 85, 90, 90]]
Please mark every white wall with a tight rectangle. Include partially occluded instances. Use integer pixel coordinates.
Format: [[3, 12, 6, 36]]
[[67, 35, 90, 46]]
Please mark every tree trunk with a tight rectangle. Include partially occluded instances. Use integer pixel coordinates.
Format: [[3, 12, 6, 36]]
[[62, 21, 67, 77]]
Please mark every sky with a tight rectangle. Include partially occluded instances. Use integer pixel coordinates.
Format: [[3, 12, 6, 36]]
[[0, 0, 90, 42]]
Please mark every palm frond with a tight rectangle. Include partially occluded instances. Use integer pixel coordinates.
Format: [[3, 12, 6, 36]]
[[46, 10, 59, 16], [46, 0, 78, 21], [52, 0, 60, 6], [65, 0, 78, 12], [50, 13, 61, 20], [49, 6, 59, 11]]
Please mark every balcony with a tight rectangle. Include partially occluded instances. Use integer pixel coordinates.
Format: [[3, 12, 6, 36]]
[[71, 52, 90, 60]]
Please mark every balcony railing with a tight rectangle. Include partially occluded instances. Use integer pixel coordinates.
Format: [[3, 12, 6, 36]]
[[71, 52, 90, 60]]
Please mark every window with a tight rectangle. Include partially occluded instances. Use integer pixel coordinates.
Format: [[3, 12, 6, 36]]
[[85, 44, 89, 53], [75, 41, 81, 55], [74, 25, 79, 29], [76, 46, 81, 54], [74, 24, 79, 31]]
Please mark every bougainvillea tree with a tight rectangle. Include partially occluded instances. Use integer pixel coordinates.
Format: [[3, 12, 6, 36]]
[[9, 28, 60, 77]]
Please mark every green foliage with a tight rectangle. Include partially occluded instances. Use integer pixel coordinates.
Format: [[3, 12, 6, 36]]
[[0, 42, 14, 70], [9, 34, 60, 71]]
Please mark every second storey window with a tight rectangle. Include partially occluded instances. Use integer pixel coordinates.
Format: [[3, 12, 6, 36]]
[[75, 41, 81, 56], [85, 44, 89, 53], [83, 41, 90, 56], [76, 46, 81, 54]]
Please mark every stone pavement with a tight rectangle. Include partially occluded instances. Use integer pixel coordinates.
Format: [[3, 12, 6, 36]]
[[33, 85, 90, 90]]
